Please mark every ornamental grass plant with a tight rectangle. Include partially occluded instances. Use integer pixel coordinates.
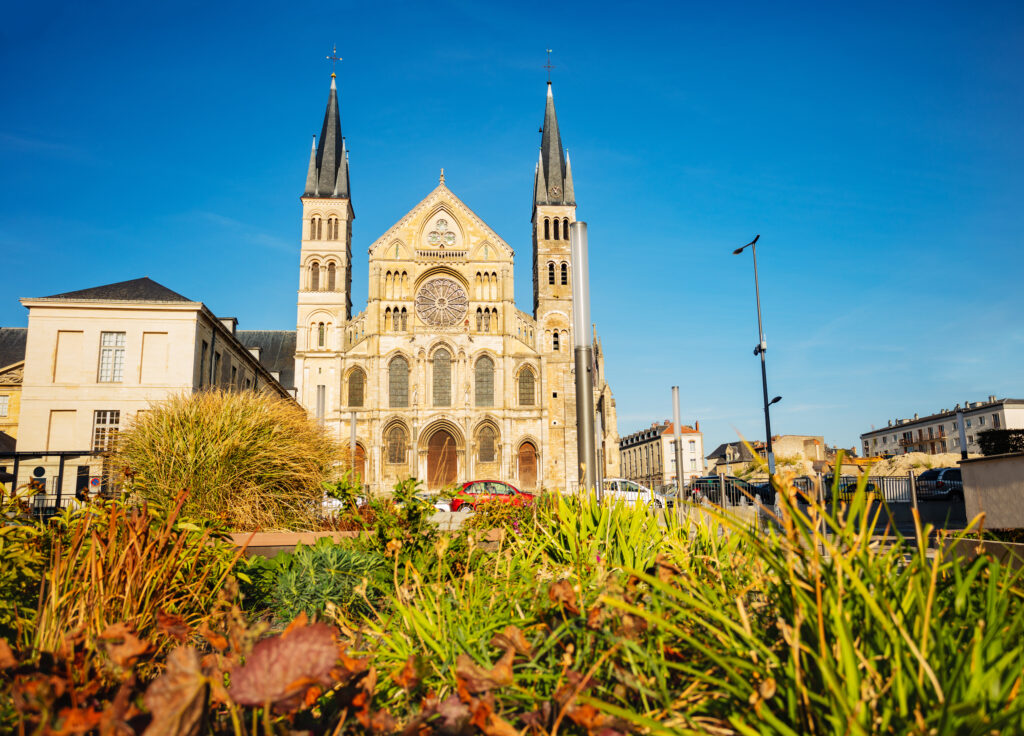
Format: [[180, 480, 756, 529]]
[[112, 389, 341, 530]]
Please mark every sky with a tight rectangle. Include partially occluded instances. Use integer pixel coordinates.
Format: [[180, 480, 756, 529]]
[[1, 0, 1022, 453]]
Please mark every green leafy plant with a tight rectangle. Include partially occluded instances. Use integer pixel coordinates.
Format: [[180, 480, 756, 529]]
[[0, 486, 48, 646], [268, 539, 387, 622], [112, 389, 341, 531]]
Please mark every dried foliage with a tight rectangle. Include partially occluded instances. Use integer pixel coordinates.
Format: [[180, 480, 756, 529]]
[[112, 390, 341, 531]]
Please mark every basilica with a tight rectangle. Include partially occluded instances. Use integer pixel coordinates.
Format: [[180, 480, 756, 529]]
[[276, 73, 621, 492]]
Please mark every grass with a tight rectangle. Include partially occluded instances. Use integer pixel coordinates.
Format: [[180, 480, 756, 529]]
[[112, 389, 341, 530]]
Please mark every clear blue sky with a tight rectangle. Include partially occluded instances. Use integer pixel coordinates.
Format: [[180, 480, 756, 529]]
[[2, 1, 1022, 453]]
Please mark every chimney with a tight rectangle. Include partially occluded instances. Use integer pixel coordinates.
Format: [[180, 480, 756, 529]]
[[913, 413, 918, 420], [989, 395, 997, 403], [248, 346, 262, 361], [887, 420, 892, 427], [695, 420, 700, 431], [220, 317, 238, 335]]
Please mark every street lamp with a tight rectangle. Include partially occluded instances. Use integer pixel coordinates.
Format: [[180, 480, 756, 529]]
[[733, 234, 779, 475]]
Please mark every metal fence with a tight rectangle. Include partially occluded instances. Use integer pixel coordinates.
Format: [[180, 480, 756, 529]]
[[0, 450, 104, 518]]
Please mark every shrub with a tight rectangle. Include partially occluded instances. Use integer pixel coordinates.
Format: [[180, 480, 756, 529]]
[[0, 487, 48, 646], [266, 539, 388, 622], [34, 493, 242, 663], [112, 389, 341, 530], [978, 428, 1024, 456]]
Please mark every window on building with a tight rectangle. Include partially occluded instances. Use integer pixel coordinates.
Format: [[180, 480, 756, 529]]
[[475, 356, 494, 407], [213, 352, 221, 384], [310, 262, 320, 291], [478, 425, 497, 463], [994, 413, 1001, 428], [689, 440, 696, 452], [548, 262, 555, 285], [433, 349, 451, 407], [553, 218, 560, 240], [552, 332, 559, 351], [979, 416, 986, 426], [690, 457, 697, 470], [98, 332, 126, 383], [327, 262, 336, 291], [386, 425, 407, 464], [317, 322, 326, 348], [560, 262, 568, 285], [328, 216, 339, 240], [310, 216, 322, 240], [315, 385, 326, 422], [389, 356, 409, 408], [0, 395, 8, 417], [92, 410, 120, 452], [199, 341, 208, 386], [519, 369, 535, 406], [967, 435, 974, 444], [400, 307, 408, 331], [476, 308, 483, 331], [230, 366, 237, 387], [563, 218, 570, 239], [966, 419, 972, 428], [348, 370, 365, 407], [544, 218, 550, 239]]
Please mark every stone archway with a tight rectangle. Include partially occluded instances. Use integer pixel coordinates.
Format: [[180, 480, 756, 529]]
[[518, 441, 538, 490], [427, 428, 458, 489]]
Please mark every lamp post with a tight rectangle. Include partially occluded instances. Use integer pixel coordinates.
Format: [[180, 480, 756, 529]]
[[733, 234, 779, 475], [570, 222, 598, 497]]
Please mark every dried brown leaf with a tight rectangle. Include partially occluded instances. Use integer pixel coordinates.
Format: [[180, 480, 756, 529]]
[[197, 622, 228, 652], [228, 622, 337, 713], [548, 579, 580, 615], [155, 611, 191, 643], [455, 648, 515, 694], [0, 638, 16, 669], [488, 624, 532, 657], [100, 623, 152, 668], [53, 706, 103, 735], [142, 647, 207, 736], [391, 655, 421, 691]]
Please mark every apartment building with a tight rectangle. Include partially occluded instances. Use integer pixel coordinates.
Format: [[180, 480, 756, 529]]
[[619, 420, 704, 490]]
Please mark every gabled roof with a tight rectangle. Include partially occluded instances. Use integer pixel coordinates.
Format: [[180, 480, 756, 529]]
[[705, 442, 757, 462], [236, 330, 296, 391], [368, 182, 514, 259], [42, 277, 192, 303], [0, 328, 27, 369]]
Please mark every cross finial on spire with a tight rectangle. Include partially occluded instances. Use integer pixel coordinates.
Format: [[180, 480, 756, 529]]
[[326, 44, 342, 78], [440, 168, 445, 185], [544, 49, 554, 83]]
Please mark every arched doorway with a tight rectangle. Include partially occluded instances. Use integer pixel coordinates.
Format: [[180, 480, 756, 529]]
[[518, 441, 538, 490], [427, 429, 458, 489], [353, 444, 366, 484]]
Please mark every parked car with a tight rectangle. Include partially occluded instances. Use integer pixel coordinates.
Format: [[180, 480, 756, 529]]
[[824, 478, 882, 503], [916, 467, 964, 501], [451, 480, 534, 512], [600, 478, 670, 508], [686, 476, 764, 506], [412, 492, 452, 513]]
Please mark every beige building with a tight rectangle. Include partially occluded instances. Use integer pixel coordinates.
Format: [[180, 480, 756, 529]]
[[620, 421, 704, 490], [16, 278, 288, 460], [0, 328, 26, 443], [257, 75, 620, 492]]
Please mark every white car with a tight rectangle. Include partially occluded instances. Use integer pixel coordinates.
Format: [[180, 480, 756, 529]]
[[600, 478, 667, 508]]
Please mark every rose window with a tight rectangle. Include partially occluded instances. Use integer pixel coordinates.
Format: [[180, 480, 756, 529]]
[[426, 218, 456, 248], [415, 278, 468, 327]]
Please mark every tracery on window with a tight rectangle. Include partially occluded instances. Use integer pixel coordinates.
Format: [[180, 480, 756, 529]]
[[475, 356, 494, 407], [348, 369, 365, 407], [389, 356, 409, 408], [432, 348, 451, 407], [386, 425, 408, 464], [477, 425, 497, 463], [518, 368, 536, 406]]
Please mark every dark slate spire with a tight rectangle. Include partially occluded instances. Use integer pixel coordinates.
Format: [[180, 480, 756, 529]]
[[535, 82, 574, 206], [304, 76, 349, 198], [303, 137, 318, 195]]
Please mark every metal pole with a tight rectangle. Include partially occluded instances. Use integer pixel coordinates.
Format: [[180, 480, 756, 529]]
[[570, 222, 598, 497], [750, 240, 775, 476], [350, 410, 358, 485], [956, 409, 968, 461], [908, 470, 918, 511], [672, 387, 684, 503]]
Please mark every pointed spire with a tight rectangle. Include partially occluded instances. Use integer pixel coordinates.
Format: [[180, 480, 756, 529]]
[[563, 150, 575, 205], [303, 76, 349, 199], [303, 136, 318, 196], [536, 82, 573, 206], [534, 149, 547, 206]]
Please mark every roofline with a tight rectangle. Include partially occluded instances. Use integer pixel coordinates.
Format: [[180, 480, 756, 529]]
[[197, 305, 292, 401], [0, 360, 25, 374], [860, 399, 1024, 439], [21, 297, 204, 309]]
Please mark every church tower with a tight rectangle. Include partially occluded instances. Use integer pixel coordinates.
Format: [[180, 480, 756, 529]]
[[532, 81, 579, 484], [295, 73, 353, 425]]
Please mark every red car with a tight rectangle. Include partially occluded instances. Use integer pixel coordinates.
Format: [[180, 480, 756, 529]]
[[450, 480, 535, 512]]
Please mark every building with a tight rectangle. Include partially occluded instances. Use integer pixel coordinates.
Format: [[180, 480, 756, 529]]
[[619, 421, 704, 490], [0, 328, 26, 443], [705, 434, 826, 475], [16, 278, 288, 459], [860, 397, 1024, 457], [242, 75, 620, 492]]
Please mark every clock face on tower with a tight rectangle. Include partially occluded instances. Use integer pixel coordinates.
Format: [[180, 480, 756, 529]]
[[549, 184, 561, 198], [415, 278, 468, 327]]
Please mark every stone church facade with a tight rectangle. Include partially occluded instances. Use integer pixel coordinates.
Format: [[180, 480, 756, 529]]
[[287, 74, 619, 492]]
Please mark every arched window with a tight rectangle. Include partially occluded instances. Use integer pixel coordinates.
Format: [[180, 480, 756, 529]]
[[491, 307, 498, 333], [563, 218, 570, 239], [310, 217, 322, 240], [400, 307, 408, 331], [310, 262, 320, 291], [384, 307, 392, 331], [482, 309, 490, 332], [317, 322, 325, 348], [432, 348, 451, 407], [386, 425, 408, 464], [544, 218, 550, 239], [518, 368, 536, 406], [348, 369, 365, 407], [475, 356, 494, 407], [478, 425, 497, 463], [552, 332, 560, 351], [561, 262, 568, 285], [389, 356, 409, 408], [476, 307, 483, 332], [548, 262, 555, 285], [327, 262, 336, 291], [328, 217, 339, 240]]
